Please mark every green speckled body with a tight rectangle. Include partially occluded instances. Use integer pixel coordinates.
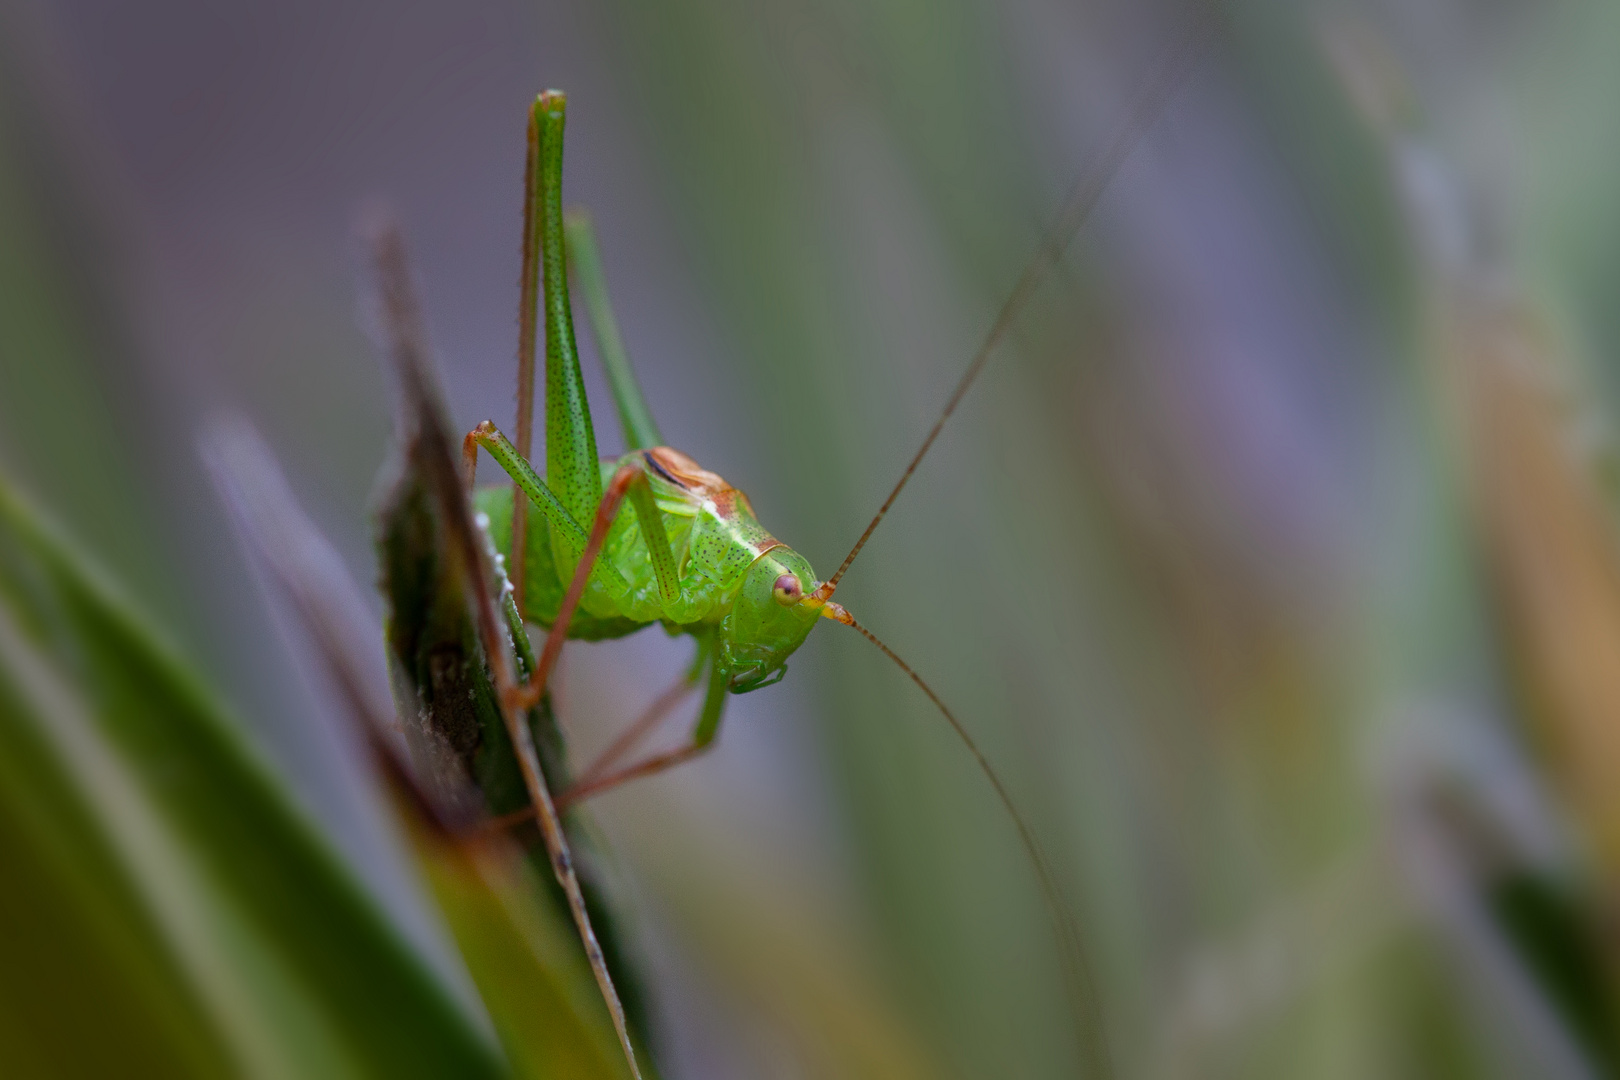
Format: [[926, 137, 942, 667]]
[[477, 447, 821, 682]]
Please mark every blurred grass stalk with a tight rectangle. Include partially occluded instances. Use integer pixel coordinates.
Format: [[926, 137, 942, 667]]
[[0, 473, 506, 1077], [593, 0, 1620, 1074], [1332, 9, 1620, 1073], [0, 403, 654, 1077]]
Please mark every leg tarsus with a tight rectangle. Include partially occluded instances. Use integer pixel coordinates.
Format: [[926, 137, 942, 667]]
[[462, 425, 484, 489]]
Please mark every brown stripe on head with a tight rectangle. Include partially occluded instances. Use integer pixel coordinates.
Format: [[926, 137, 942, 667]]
[[644, 447, 727, 495]]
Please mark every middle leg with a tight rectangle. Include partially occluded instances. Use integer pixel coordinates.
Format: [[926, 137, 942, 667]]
[[555, 650, 730, 812], [574, 664, 702, 789], [476, 643, 727, 828]]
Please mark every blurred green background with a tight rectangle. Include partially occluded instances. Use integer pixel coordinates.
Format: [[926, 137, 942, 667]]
[[7, 0, 1620, 1076]]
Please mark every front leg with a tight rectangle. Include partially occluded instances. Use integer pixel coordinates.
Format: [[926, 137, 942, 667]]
[[508, 461, 683, 714], [464, 421, 586, 554]]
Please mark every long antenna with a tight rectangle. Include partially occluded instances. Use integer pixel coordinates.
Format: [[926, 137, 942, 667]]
[[835, 609, 1107, 1076], [820, 4, 1220, 596]]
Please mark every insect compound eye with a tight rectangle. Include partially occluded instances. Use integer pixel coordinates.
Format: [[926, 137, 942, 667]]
[[771, 573, 804, 606]]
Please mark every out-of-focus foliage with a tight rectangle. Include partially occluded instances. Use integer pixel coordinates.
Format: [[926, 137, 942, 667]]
[[0, 475, 504, 1077], [0, 429, 658, 1077]]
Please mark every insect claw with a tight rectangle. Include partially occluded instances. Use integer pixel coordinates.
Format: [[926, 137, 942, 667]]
[[461, 423, 491, 488]]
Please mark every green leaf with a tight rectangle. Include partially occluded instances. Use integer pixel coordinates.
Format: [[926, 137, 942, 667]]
[[206, 415, 642, 1080], [0, 603, 235, 1078], [407, 813, 642, 1080], [0, 474, 505, 1078]]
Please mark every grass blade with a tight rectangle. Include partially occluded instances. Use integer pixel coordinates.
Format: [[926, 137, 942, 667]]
[[0, 472, 504, 1078]]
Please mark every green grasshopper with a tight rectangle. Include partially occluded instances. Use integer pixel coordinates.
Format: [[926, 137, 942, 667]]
[[462, 93, 867, 809], [460, 12, 1213, 1071]]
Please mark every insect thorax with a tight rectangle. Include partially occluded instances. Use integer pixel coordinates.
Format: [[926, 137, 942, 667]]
[[600, 447, 783, 627], [474, 446, 786, 637]]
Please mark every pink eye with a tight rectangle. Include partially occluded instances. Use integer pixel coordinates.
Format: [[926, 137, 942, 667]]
[[771, 574, 803, 605]]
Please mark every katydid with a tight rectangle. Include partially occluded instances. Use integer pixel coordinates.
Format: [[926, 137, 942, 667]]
[[458, 10, 1216, 1073]]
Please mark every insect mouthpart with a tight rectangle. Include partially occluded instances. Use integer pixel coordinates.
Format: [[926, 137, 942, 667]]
[[817, 599, 855, 625], [729, 664, 788, 693]]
